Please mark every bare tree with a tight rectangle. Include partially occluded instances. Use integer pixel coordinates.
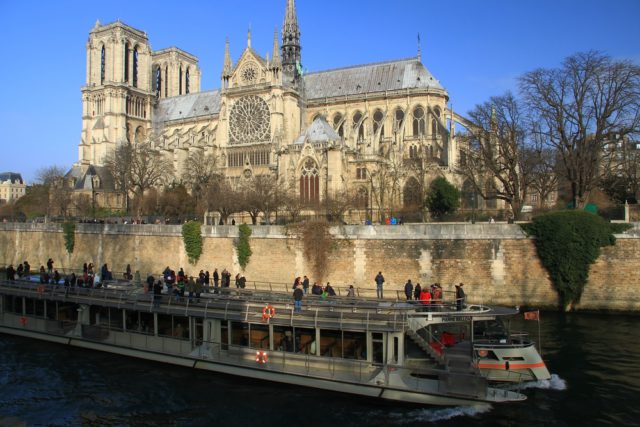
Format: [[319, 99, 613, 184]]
[[104, 142, 172, 215], [280, 183, 305, 223], [205, 180, 242, 224], [103, 143, 133, 211], [240, 174, 280, 225], [600, 135, 640, 203], [322, 188, 355, 224], [35, 166, 66, 186], [528, 145, 560, 208], [520, 51, 640, 208], [181, 151, 222, 206], [457, 92, 533, 219]]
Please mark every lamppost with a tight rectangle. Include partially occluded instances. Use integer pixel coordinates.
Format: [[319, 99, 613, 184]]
[[471, 192, 476, 224]]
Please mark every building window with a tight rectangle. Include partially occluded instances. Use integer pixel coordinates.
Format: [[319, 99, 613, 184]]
[[155, 66, 162, 98], [132, 47, 138, 88], [185, 68, 190, 94], [300, 158, 319, 204], [531, 193, 539, 203], [356, 187, 368, 208], [373, 109, 384, 138], [356, 167, 367, 180], [409, 145, 419, 159], [394, 108, 405, 133], [353, 111, 364, 142], [100, 45, 106, 84], [333, 113, 344, 138], [124, 43, 129, 82], [179, 66, 183, 95], [413, 107, 425, 137]]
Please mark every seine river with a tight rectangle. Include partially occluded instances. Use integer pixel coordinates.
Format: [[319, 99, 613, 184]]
[[0, 312, 638, 426]]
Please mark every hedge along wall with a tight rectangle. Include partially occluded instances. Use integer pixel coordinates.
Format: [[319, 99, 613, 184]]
[[0, 222, 638, 311]]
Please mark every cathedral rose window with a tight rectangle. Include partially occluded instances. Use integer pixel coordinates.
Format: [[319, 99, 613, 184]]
[[229, 95, 271, 144]]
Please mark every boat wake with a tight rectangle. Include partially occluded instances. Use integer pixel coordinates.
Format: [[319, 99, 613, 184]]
[[388, 404, 492, 423], [516, 374, 567, 391]]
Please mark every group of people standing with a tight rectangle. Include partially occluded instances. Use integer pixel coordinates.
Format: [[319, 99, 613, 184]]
[[292, 275, 356, 313], [5, 260, 31, 281]]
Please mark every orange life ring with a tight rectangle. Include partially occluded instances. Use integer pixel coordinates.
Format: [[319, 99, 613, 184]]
[[255, 351, 268, 364], [20, 316, 28, 326], [478, 349, 489, 358], [262, 305, 276, 320], [37, 285, 45, 295]]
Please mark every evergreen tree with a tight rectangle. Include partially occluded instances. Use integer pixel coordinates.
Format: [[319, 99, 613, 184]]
[[426, 177, 460, 219]]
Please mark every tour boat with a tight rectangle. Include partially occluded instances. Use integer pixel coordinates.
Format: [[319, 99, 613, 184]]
[[0, 278, 537, 406]]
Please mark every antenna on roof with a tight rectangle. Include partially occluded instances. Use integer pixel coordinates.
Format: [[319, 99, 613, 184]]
[[417, 32, 422, 62]]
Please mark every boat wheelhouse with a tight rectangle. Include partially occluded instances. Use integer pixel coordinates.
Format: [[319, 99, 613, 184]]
[[0, 278, 533, 406]]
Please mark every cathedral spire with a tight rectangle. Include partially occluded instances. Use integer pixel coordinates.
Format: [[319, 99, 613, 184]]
[[417, 32, 422, 62], [222, 36, 232, 78], [272, 27, 281, 68], [281, 0, 301, 82], [247, 27, 252, 48]]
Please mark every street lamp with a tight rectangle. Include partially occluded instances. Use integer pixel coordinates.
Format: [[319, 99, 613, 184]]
[[471, 192, 476, 224]]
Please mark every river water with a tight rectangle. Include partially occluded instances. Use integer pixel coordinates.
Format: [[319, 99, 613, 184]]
[[0, 312, 638, 426]]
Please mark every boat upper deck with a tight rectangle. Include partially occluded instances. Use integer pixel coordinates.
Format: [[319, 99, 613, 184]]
[[0, 278, 519, 332]]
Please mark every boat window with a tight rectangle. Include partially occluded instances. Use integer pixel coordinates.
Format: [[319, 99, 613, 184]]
[[320, 329, 343, 357], [273, 325, 294, 352], [250, 323, 270, 349], [56, 302, 79, 322], [90, 306, 123, 331], [502, 356, 525, 361], [344, 331, 367, 360], [157, 313, 189, 339], [294, 327, 315, 354], [35, 299, 45, 317], [221, 321, 229, 350], [371, 332, 383, 363], [230, 321, 249, 346], [46, 300, 57, 320], [3, 295, 22, 314], [125, 310, 154, 335], [25, 297, 36, 315]]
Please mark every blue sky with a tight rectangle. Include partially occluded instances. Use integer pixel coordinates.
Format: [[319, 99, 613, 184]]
[[1, 0, 639, 183]]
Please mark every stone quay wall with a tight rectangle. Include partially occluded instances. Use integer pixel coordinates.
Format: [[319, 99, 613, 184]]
[[0, 222, 638, 312]]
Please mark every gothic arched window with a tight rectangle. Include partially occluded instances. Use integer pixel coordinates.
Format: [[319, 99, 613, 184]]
[[394, 108, 405, 132], [100, 45, 106, 84], [132, 47, 139, 88], [373, 109, 384, 138], [299, 158, 319, 204], [179, 66, 183, 95], [353, 111, 365, 142], [124, 43, 129, 82], [185, 67, 190, 94], [413, 107, 425, 136], [356, 187, 368, 209], [403, 177, 422, 208], [155, 66, 162, 98], [333, 113, 344, 138]]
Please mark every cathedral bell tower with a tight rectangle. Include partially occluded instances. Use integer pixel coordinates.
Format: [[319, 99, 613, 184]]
[[281, 0, 301, 86], [80, 20, 153, 167]]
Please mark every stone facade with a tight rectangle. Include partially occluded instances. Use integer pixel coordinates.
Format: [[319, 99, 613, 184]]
[[1, 223, 638, 311], [0, 173, 26, 204], [70, 1, 497, 220]]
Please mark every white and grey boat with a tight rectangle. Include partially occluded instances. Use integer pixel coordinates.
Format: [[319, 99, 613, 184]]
[[0, 278, 537, 406]]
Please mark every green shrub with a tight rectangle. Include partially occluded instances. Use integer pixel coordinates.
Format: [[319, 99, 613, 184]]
[[521, 210, 622, 309], [425, 177, 460, 219], [181, 221, 203, 265], [63, 222, 75, 254], [236, 224, 252, 270]]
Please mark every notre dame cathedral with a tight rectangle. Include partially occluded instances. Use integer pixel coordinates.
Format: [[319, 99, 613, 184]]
[[68, 0, 471, 222]]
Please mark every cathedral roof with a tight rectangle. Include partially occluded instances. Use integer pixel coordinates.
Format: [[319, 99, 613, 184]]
[[303, 57, 445, 100], [153, 90, 221, 124], [294, 116, 340, 144]]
